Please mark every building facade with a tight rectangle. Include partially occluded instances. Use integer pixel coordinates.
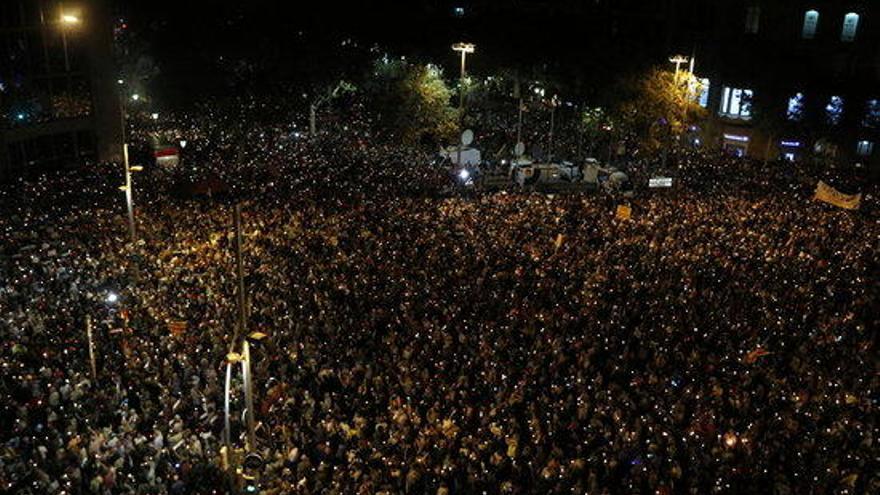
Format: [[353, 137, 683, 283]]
[[0, 0, 122, 180], [679, 1, 880, 170], [437, 1, 879, 171]]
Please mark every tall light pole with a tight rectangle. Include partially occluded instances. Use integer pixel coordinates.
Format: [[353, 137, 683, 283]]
[[223, 205, 267, 491], [225, 205, 258, 452], [517, 100, 525, 146], [452, 43, 476, 169], [118, 145, 142, 244], [663, 55, 696, 159], [548, 95, 559, 162], [58, 6, 81, 73], [669, 54, 690, 83], [452, 43, 476, 111], [85, 315, 97, 382]]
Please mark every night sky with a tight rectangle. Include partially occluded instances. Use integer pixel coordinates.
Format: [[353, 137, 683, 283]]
[[116, 0, 668, 105]]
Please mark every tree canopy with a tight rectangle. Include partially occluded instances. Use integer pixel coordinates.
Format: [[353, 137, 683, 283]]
[[363, 59, 459, 145]]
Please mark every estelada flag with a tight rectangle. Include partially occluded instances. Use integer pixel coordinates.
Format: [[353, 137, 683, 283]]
[[814, 181, 861, 210], [616, 205, 632, 220], [167, 320, 187, 336]]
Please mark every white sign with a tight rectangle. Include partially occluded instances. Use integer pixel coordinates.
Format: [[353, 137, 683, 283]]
[[649, 177, 673, 188]]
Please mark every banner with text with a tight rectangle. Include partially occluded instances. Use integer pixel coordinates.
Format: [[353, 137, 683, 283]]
[[814, 181, 861, 210]]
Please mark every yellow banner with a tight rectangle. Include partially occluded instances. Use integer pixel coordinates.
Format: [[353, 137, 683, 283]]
[[616, 204, 632, 220], [815, 181, 861, 210]]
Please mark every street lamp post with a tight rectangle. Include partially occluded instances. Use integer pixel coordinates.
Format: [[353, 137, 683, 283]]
[[667, 54, 695, 163], [452, 43, 476, 111], [222, 206, 267, 491], [452, 43, 475, 168], [242, 339, 256, 451], [548, 95, 559, 163], [118, 145, 142, 244], [668, 54, 690, 83], [517, 99, 525, 146], [224, 206, 259, 449], [85, 315, 97, 382], [58, 6, 81, 72]]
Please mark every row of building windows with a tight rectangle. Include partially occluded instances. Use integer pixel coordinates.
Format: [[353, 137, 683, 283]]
[[744, 7, 861, 42], [4, 129, 95, 175], [693, 82, 880, 139], [698, 78, 880, 128], [1, 31, 85, 77], [722, 135, 875, 160], [1, 74, 92, 128], [787, 93, 880, 127], [719, 86, 753, 119], [802, 10, 860, 41]]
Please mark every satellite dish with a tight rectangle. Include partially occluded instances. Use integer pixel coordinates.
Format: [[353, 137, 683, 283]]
[[609, 171, 629, 183], [461, 129, 474, 146], [514, 142, 526, 157]]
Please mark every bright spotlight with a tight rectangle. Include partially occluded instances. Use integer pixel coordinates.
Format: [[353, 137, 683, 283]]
[[458, 169, 470, 180], [60, 14, 81, 25], [106, 292, 119, 304]]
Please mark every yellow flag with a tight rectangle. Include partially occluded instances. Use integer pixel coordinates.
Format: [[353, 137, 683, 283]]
[[814, 181, 861, 210], [553, 233, 565, 250], [506, 437, 518, 458], [616, 204, 632, 220]]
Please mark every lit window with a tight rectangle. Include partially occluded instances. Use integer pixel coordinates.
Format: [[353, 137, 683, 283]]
[[863, 100, 880, 128], [826, 96, 844, 125], [719, 86, 753, 119], [787, 93, 805, 121], [723, 134, 749, 143], [856, 140, 873, 156], [841, 13, 859, 42], [803, 10, 819, 39], [745, 6, 761, 34], [694, 78, 710, 107], [700, 77, 711, 108]]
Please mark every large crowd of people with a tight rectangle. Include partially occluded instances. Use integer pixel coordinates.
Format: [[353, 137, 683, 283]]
[[1, 97, 877, 494]]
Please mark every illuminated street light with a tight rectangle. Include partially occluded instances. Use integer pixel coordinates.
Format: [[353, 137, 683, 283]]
[[452, 42, 476, 55], [58, 9, 82, 72], [60, 13, 81, 25], [131, 93, 140, 101], [151, 112, 159, 120], [452, 43, 476, 166], [668, 54, 691, 81], [452, 42, 476, 111], [106, 292, 119, 304]]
